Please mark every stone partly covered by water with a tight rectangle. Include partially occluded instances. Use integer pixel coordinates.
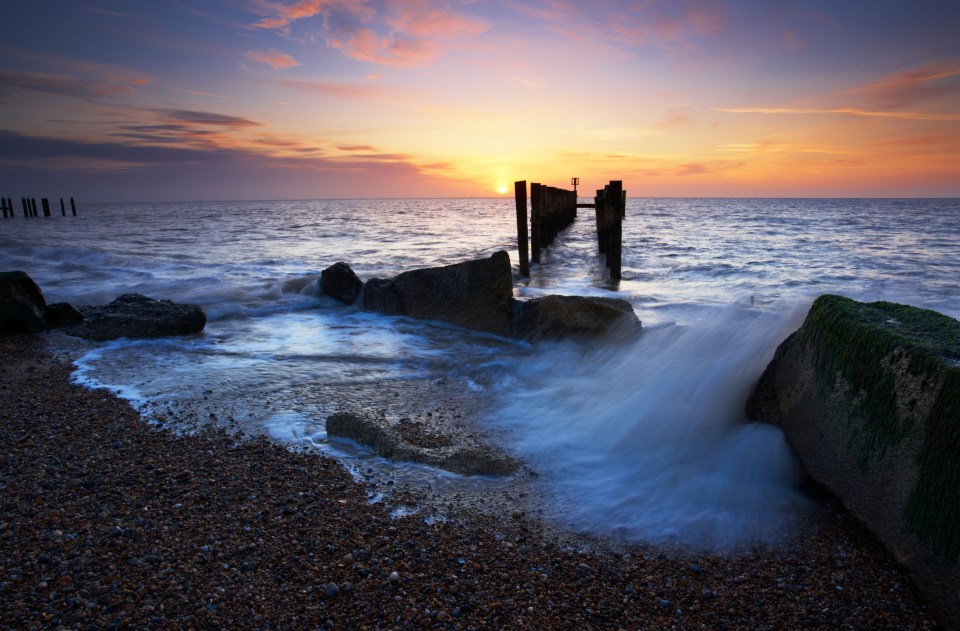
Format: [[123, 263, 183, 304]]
[[747, 294, 960, 626], [67, 293, 207, 341], [512, 294, 641, 341], [320, 261, 364, 305], [0, 270, 83, 336], [326, 409, 520, 476]]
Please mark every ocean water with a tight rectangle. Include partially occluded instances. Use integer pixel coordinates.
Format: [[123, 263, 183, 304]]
[[2, 197, 959, 549]]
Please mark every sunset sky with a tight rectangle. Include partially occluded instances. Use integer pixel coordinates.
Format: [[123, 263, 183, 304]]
[[1, 0, 958, 201]]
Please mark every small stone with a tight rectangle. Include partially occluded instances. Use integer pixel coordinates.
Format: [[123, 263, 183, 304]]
[[389, 571, 400, 582], [324, 582, 340, 598], [576, 563, 592, 576]]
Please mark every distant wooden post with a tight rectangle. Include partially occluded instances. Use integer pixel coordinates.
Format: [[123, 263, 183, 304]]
[[608, 180, 623, 280], [60, 198, 66, 216], [514, 181, 529, 277], [30, 198, 38, 217], [70, 197, 77, 216], [1, 198, 7, 218], [595, 189, 605, 254], [21, 198, 28, 218], [530, 183, 542, 264], [42, 197, 51, 217]]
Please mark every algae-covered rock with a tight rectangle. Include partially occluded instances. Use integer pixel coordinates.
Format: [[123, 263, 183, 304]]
[[68, 293, 206, 341], [747, 294, 960, 627]]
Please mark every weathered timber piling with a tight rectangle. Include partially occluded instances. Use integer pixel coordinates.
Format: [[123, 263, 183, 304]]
[[31, 198, 38, 217], [514, 181, 529, 276], [594, 180, 625, 280], [42, 198, 51, 217], [71, 197, 77, 216], [530, 183, 542, 264], [60, 198, 66, 216], [1, 198, 8, 218], [21, 198, 28, 218]]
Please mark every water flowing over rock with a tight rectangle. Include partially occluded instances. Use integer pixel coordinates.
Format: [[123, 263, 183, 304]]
[[362, 278, 403, 315], [746, 294, 960, 628], [321, 262, 364, 305], [511, 294, 641, 341], [0, 271, 50, 335], [326, 409, 520, 476], [68, 293, 206, 341]]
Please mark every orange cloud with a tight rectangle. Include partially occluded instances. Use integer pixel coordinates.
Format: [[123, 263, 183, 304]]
[[245, 49, 301, 69]]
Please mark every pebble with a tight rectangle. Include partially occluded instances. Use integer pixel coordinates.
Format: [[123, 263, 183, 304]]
[[0, 337, 941, 630]]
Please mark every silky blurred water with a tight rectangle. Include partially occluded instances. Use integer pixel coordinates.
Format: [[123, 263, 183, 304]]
[[2, 197, 958, 548]]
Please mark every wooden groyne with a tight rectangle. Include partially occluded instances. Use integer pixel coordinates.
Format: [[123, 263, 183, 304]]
[[2, 197, 77, 218], [514, 178, 625, 280]]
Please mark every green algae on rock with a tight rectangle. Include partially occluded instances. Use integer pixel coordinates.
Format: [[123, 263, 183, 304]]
[[747, 294, 960, 628]]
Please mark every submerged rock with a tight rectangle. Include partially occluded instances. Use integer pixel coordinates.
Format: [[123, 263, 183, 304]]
[[746, 294, 960, 627], [68, 293, 206, 341], [0, 271, 49, 335], [511, 294, 641, 341], [326, 409, 520, 476], [321, 262, 364, 305]]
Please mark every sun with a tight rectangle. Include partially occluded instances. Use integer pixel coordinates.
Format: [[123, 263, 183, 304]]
[[496, 184, 508, 195]]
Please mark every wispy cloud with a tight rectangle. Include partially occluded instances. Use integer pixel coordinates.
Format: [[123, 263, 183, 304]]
[[848, 63, 960, 108], [251, 0, 486, 66], [275, 77, 393, 99], [245, 49, 301, 70], [718, 106, 960, 122], [162, 109, 263, 128]]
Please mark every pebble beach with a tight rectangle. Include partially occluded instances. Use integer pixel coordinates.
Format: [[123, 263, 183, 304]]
[[0, 335, 939, 629]]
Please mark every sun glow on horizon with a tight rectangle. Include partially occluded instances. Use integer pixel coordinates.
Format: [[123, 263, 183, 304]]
[[496, 184, 508, 195]]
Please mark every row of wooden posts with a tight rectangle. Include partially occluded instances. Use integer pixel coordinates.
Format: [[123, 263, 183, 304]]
[[1, 197, 77, 218], [514, 178, 625, 280]]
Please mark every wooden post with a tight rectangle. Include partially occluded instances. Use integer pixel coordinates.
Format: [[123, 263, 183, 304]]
[[1, 198, 7, 218], [70, 197, 77, 216], [622, 190, 626, 218], [31, 198, 38, 217], [59, 198, 65, 216], [596, 189, 607, 255], [608, 180, 623, 280], [21, 198, 28, 218], [514, 181, 529, 277], [530, 183, 542, 264], [42, 197, 51, 217]]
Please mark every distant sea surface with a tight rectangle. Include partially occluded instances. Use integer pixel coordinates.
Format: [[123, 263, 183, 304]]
[[3, 197, 959, 549]]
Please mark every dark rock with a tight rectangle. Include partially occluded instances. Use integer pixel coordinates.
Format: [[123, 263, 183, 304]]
[[320, 262, 364, 305], [45, 302, 84, 327], [390, 251, 512, 336], [326, 409, 519, 476], [68, 293, 206, 341], [362, 278, 403, 315], [0, 271, 48, 335], [746, 294, 960, 627], [511, 294, 641, 341]]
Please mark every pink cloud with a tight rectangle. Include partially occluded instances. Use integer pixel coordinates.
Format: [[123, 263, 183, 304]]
[[245, 49, 302, 70], [849, 63, 960, 108], [252, 0, 486, 66]]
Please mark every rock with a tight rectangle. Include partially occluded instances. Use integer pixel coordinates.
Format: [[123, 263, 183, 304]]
[[746, 294, 960, 627], [324, 582, 340, 598], [45, 302, 84, 327], [362, 278, 403, 315], [320, 262, 363, 305], [326, 409, 520, 476], [389, 571, 400, 582], [67, 293, 206, 341], [0, 271, 49, 335], [389, 251, 513, 336], [511, 294, 641, 341]]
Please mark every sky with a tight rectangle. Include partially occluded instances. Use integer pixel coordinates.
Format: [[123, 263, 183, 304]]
[[1, 0, 958, 201]]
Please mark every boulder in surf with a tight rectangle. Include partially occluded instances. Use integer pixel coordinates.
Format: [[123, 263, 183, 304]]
[[747, 294, 960, 627], [67, 293, 206, 341], [320, 261, 364, 305], [511, 294, 641, 341]]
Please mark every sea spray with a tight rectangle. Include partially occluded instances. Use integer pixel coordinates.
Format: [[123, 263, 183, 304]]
[[487, 302, 811, 549]]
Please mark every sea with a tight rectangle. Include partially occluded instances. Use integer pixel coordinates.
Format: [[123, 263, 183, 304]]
[[2, 197, 959, 550]]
